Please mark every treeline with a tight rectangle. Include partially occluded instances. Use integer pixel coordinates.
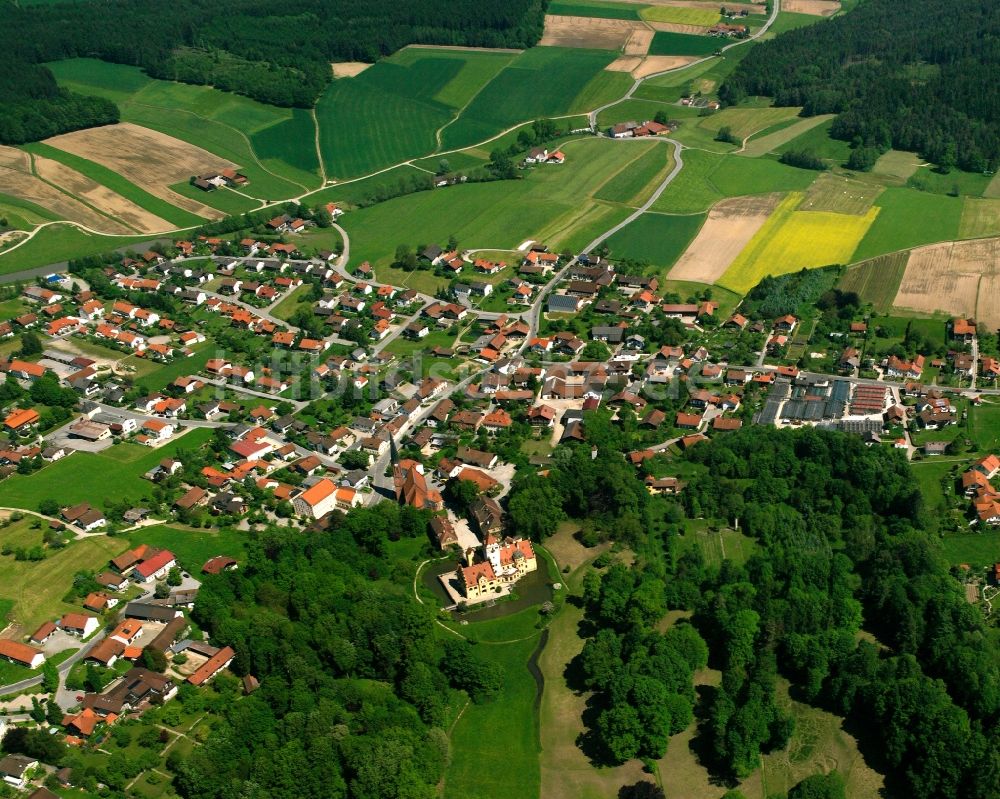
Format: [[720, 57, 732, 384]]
[[0, 57, 118, 145], [720, 0, 1000, 171], [0, 0, 546, 119], [179, 503, 510, 799]]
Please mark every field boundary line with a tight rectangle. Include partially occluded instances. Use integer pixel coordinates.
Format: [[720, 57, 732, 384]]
[[310, 108, 326, 184]]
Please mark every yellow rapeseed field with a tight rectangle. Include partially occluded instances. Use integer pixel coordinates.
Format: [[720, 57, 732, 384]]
[[640, 5, 721, 26], [717, 192, 879, 293]]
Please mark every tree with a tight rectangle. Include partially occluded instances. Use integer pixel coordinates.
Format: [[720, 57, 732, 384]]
[[154, 581, 170, 599], [166, 566, 183, 587], [142, 648, 167, 672], [488, 148, 517, 180], [716, 125, 739, 145], [653, 110, 668, 125], [846, 146, 878, 171], [788, 771, 846, 799], [437, 158, 451, 175], [619, 782, 665, 799], [41, 660, 59, 693], [507, 479, 565, 539], [38, 499, 59, 517], [18, 331, 42, 356]]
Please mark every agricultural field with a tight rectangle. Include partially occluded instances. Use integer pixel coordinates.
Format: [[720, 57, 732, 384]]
[[21, 142, 204, 229], [46, 59, 320, 199], [717, 192, 878, 293], [601, 211, 705, 269], [782, 0, 841, 13], [342, 137, 657, 276], [442, 48, 628, 150], [836, 252, 908, 312], [668, 192, 783, 283], [959, 198, 1000, 239], [893, 237, 1000, 328], [317, 47, 516, 178], [648, 31, 722, 56], [852, 187, 963, 262], [540, 14, 652, 54], [740, 114, 835, 158], [0, 192, 60, 230], [986, 170, 1000, 199], [773, 118, 852, 162], [547, 0, 647, 19], [873, 149, 922, 181], [639, 5, 720, 26], [674, 104, 802, 151], [800, 171, 882, 214], [592, 143, 672, 205], [0, 517, 124, 634]]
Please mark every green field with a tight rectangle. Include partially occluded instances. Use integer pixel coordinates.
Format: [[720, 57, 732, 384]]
[[0, 428, 213, 510], [741, 114, 836, 158], [836, 252, 908, 311], [47, 59, 320, 199], [648, 31, 722, 57], [169, 180, 261, 216], [0, 224, 147, 275], [443, 634, 541, 799], [441, 48, 626, 150], [0, 518, 124, 632], [593, 143, 672, 205], [547, 0, 646, 18], [940, 533, 1000, 568], [0, 192, 61, 231], [343, 137, 654, 275], [127, 524, 248, 573], [718, 192, 878, 293], [960, 198, 1000, 239], [851, 188, 963, 262], [675, 105, 802, 151], [651, 149, 818, 214], [640, 5, 720, 25], [603, 212, 705, 269], [873, 149, 922, 181], [21, 142, 205, 229]]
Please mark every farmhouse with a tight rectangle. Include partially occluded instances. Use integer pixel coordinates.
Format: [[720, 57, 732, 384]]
[[0, 640, 45, 669]]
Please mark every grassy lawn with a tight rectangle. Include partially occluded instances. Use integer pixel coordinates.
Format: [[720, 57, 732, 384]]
[[443, 634, 541, 799], [169, 181, 261, 216], [939, 532, 1000, 568], [970, 399, 1000, 452], [0, 224, 147, 274], [21, 143, 205, 229], [269, 284, 313, 321], [0, 529, 124, 633], [383, 328, 457, 357], [127, 524, 248, 573], [138, 342, 216, 392], [0, 428, 213, 511]]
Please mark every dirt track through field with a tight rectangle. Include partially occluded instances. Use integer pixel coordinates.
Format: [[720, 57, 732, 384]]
[[0, 146, 133, 234], [894, 238, 1000, 328], [33, 155, 171, 233], [668, 193, 783, 283], [541, 15, 650, 50], [44, 123, 234, 220]]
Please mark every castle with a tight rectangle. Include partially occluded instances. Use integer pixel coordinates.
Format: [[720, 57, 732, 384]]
[[460, 533, 537, 600]]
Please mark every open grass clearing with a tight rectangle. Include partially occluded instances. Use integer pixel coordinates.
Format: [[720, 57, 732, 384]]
[[0, 223, 146, 275], [718, 192, 878, 293], [773, 118, 852, 162], [0, 191, 60, 230], [593, 141, 673, 205], [836, 252, 908, 312], [21, 142, 205, 229], [873, 149, 922, 181], [852, 187, 963, 262], [168, 181, 260, 216], [548, 0, 648, 19], [676, 105, 802, 152], [127, 524, 247, 573], [739, 114, 835, 158], [668, 192, 783, 283], [960, 197, 1000, 239], [986, 169, 1000, 200]]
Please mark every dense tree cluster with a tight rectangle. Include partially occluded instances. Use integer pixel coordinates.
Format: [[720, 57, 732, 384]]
[[679, 427, 1000, 796], [174, 504, 495, 799], [720, 0, 1000, 171], [0, 0, 546, 138]]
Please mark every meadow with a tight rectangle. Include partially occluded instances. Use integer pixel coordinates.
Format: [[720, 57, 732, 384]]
[[718, 192, 878, 293], [851, 187, 963, 262], [0, 192, 60, 230], [0, 224, 147, 275], [648, 31, 722, 57], [342, 138, 656, 274], [47, 59, 320, 198], [592, 143, 672, 205], [168, 180, 261, 216], [602, 211, 705, 270], [0, 428, 214, 510], [126, 524, 248, 573], [959, 198, 1000, 239], [441, 48, 627, 150], [674, 105, 802, 151], [547, 0, 647, 18], [21, 142, 205, 228]]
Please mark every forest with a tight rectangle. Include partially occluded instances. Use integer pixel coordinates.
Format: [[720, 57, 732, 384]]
[[0, 0, 545, 140], [720, 0, 1000, 171], [506, 419, 1000, 796]]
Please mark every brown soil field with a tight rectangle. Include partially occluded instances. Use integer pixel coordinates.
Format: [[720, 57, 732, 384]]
[[330, 62, 372, 78], [800, 172, 882, 215], [44, 123, 234, 219], [783, 0, 840, 13], [0, 146, 31, 172], [606, 55, 645, 73], [634, 55, 699, 77], [541, 15, 645, 49], [0, 152, 133, 234], [668, 193, 783, 283], [33, 155, 171, 234], [623, 27, 655, 56], [615, 0, 759, 7], [893, 240, 1000, 325]]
